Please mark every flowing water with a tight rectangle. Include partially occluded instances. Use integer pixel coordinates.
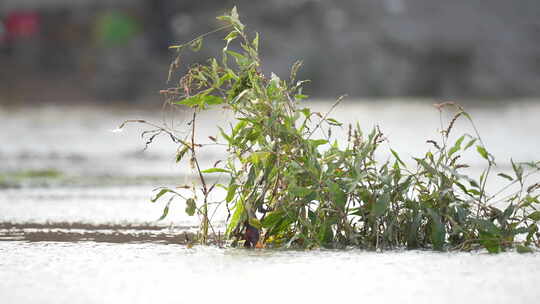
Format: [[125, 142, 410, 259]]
[[1, 100, 540, 303]]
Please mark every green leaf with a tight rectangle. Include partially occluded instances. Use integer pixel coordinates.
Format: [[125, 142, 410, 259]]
[[230, 6, 244, 30], [224, 31, 238, 44], [516, 245, 534, 253], [427, 208, 445, 251], [262, 211, 284, 228], [248, 218, 262, 229], [225, 50, 249, 66], [326, 118, 343, 126], [390, 149, 406, 167], [189, 37, 203, 52], [476, 145, 489, 161], [449, 135, 465, 156], [528, 211, 540, 221], [406, 213, 422, 249], [300, 107, 311, 118], [328, 182, 347, 210], [474, 219, 500, 234], [176, 145, 190, 163], [226, 184, 238, 203], [318, 221, 334, 246], [248, 151, 271, 165], [371, 192, 390, 217], [479, 231, 501, 253], [252, 32, 259, 51], [290, 186, 314, 198], [226, 200, 245, 237], [157, 200, 171, 221], [497, 173, 513, 181], [463, 138, 477, 150], [218, 127, 232, 144], [185, 198, 196, 216], [175, 95, 223, 108], [201, 168, 231, 174], [511, 159, 523, 182], [151, 188, 172, 203], [309, 139, 328, 148], [415, 158, 437, 176]]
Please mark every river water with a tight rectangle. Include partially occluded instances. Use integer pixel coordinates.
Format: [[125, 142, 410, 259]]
[[1, 100, 540, 303]]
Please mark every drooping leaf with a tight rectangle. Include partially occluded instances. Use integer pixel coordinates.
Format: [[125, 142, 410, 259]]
[[157, 200, 171, 221], [151, 188, 172, 203]]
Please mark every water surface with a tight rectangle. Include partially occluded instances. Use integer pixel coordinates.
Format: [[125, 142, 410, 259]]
[[1, 101, 540, 303]]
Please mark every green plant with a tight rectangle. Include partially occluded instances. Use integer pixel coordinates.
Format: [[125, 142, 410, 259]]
[[120, 7, 540, 252]]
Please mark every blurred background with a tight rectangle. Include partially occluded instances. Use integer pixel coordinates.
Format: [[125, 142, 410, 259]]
[[2, 2, 540, 300], [1, 1, 540, 232], [1, 0, 540, 103]]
